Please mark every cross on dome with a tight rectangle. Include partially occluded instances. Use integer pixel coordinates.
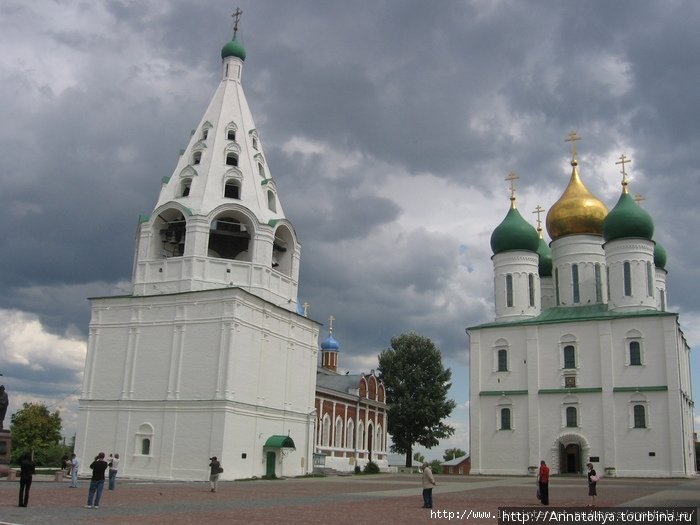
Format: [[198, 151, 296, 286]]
[[565, 131, 582, 160], [532, 205, 546, 231], [232, 7, 242, 37], [615, 153, 632, 192], [505, 172, 519, 207]]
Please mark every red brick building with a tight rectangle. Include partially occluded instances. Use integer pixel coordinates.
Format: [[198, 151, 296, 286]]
[[313, 330, 388, 472]]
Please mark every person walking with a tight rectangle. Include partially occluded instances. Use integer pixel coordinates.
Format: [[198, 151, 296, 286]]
[[108, 453, 120, 490], [69, 453, 80, 488], [537, 460, 550, 505], [209, 456, 222, 492], [85, 452, 109, 509], [18, 452, 36, 507], [421, 462, 436, 509], [586, 462, 598, 506]]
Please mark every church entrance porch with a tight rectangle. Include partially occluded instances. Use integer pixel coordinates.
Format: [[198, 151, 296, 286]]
[[551, 432, 589, 475], [559, 443, 581, 474]]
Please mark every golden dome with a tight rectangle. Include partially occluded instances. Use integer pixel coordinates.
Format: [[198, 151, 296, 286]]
[[545, 158, 609, 241]]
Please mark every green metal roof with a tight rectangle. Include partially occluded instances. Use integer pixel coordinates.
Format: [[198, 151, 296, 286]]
[[490, 206, 539, 255], [603, 191, 654, 242], [264, 435, 295, 448], [470, 304, 675, 330]]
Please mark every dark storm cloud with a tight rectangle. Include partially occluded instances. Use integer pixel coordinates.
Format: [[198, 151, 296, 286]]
[[1, 0, 699, 437]]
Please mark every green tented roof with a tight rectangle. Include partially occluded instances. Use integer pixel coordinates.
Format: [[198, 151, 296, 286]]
[[470, 304, 675, 330], [264, 435, 295, 448]]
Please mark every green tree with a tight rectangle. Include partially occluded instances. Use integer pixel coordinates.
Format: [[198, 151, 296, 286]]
[[413, 451, 425, 464], [10, 402, 62, 463], [378, 332, 456, 468], [443, 448, 467, 461]]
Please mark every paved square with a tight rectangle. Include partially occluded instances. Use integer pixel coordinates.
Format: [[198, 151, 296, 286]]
[[1, 474, 698, 524]]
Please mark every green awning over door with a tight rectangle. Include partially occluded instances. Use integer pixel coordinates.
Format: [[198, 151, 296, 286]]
[[264, 435, 296, 448]]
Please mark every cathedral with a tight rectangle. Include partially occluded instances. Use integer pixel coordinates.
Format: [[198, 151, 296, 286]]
[[75, 16, 321, 480], [468, 137, 695, 477]]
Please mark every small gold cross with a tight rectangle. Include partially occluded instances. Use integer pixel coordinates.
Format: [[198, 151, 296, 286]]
[[532, 205, 546, 230], [615, 154, 632, 186], [634, 193, 645, 206], [328, 315, 335, 334], [565, 131, 582, 158], [232, 8, 242, 36], [302, 302, 309, 317], [505, 172, 519, 200]]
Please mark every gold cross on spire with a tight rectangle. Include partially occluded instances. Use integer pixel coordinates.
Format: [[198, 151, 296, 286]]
[[565, 131, 582, 159], [615, 153, 632, 189], [328, 315, 335, 335], [634, 193, 645, 206], [532, 205, 546, 230], [232, 7, 243, 37], [505, 172, 519, 204]]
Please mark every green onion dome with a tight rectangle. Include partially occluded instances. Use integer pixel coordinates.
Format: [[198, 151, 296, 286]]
[[536, 232, 553, 277], [221, 37, 246, 61], [490, 204, 539, 255], [654, 242, 667, 269], [602, 190, 654, 242]]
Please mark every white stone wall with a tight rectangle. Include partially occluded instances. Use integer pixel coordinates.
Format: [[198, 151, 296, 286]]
[[469, 315, 695, 477], [76, 287, 319, 480]]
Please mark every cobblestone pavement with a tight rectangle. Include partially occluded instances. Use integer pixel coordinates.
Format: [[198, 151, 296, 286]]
[[0, 474, 698, 524]]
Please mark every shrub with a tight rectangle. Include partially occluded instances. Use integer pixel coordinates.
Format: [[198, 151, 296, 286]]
[[363, 461, 380, 474], [354, 465, 361, 474]]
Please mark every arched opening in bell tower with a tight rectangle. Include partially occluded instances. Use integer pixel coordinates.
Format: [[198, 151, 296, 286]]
[[153, 209, 187, 258], [208, 211, 253, 261], [272, 225, 294, 275]]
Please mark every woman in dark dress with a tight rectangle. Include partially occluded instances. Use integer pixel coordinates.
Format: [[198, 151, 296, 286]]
[[586, 462, 598, 506], [18, 452, 36, 507]]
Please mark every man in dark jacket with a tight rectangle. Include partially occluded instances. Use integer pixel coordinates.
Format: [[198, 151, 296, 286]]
[[18, 452, 36, 507], [85, 452, 110, 509]]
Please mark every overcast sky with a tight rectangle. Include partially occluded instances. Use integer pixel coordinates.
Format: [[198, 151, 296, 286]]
[[1, 0, 699, 460]]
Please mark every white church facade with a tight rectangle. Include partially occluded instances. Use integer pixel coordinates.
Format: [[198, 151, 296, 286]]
[[75, 17, 320, 480], [469, 142, 695, 477]]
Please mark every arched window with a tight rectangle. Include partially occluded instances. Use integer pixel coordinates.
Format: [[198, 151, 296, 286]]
[[201, 128, 209, 140], [252, 136, 258, 149], [594, 263, 602, 303], [322, 415, 331, 447], [500, 408, 511, 430], [566, 406, 577, 427], [180, 178, 192, 197], [358, 422, 365, 449], [346, 420, 355, 449], [563, 345, 576, 369], [633, 404, 646, 428], [646, 261, 654, 297], [192, 151, 202, 165], [528, 273, 535, 307], [623, 262, 632, 296], [629, 341, 642, 366], [660, 290, 666, 311], [136, 423, 154, 456], [506, 274, 513, 307], [497, 349, 508, 372], [258, 163, 265, 178], [226, 152, 239, 167], [555, 268, 560, 305], [572, 264, 580, 303], [335, 418, 343, 448], [227, 129, 236, 141], [267, 190, 277, 212], [224, 180, 240, 199], [376, 424, 383, 452]]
